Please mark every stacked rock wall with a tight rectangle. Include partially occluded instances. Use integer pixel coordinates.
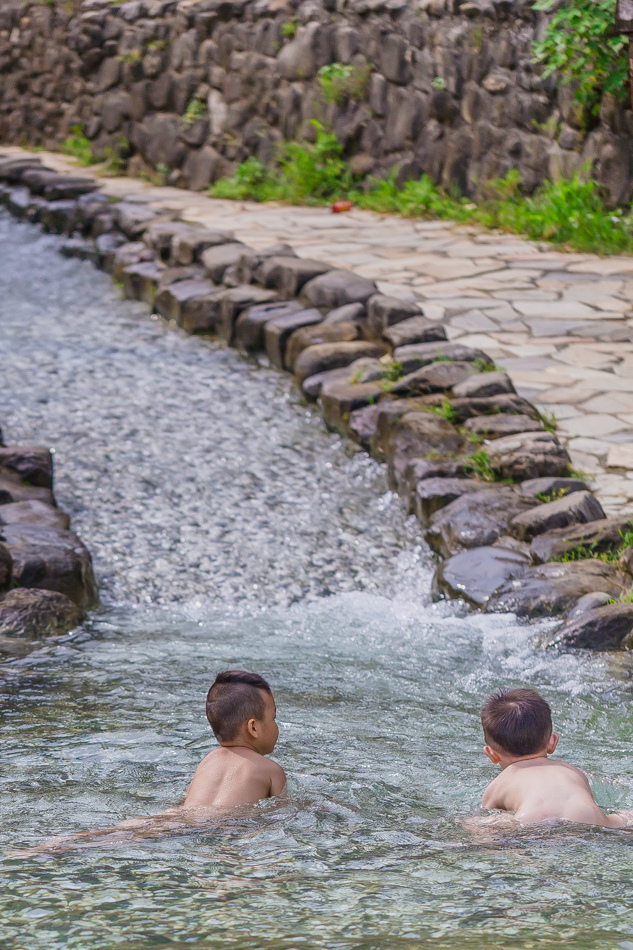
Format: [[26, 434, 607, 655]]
[[1, 0, 633, 203]]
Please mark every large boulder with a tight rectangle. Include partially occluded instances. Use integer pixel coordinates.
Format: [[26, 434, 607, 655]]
[[549, 603, 633, 650], [393, 342, 494, 373], [510, 490, 605, 541], [415, 477, 490, 525], [285, 322, 360, 370], [260, 257, 331, 297], [379, 410, 465, 491], [234, 301, 305, 351], [2, 525, 98, 609], [0, 588, 85, 639], [452, 371, 515, 399], [293, 341, 388, 382], [462, 415, 543, 440], [487, 431, 571, 481], [0, 500, 69, 531], [0, 446, 53, 488], [426, 487, 536, 557], [383, 315, 447, 348], [300, 269, 376, 309], [433, 545, 531, 607], [530, 518, 633, 564], [486, 560, 629, 618]]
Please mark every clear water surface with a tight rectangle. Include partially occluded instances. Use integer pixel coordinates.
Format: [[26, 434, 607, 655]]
[[1, 212, 633, 950]]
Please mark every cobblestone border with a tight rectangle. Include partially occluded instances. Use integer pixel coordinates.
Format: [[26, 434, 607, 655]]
[[2, 151, 633, 651]]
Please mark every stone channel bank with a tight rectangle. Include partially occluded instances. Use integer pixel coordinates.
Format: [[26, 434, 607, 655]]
[[2, 150, 633, 651], [2, 0, 633, 203]]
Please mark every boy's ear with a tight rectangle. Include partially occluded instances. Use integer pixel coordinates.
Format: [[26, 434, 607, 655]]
[[546, 732, 559, 754], [246, 717, 258, 738], [483, 744, 501, 765]]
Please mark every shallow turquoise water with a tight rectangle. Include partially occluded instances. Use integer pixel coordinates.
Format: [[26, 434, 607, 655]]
[[1, 213, 633, 949]]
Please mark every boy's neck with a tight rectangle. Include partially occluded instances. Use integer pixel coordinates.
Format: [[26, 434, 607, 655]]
[[219, 738, 262, 754], [499, 749, 549, 769]]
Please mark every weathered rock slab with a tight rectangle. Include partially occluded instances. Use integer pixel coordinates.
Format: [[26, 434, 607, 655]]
[[433, 545, 531, 607], [0, 588, 85, 639], [530, 518, 633, 564], [293, 340, 388, 382], [487, 431, 571, 481], [0, 446, 53, 488], [486, 560, 629, 618], [2, 525, 98, 609], [426, 486, 535, 558], [510, 490, 605, 542], [549, 603, 633, 650], [415, 477, 489, 524], [301, 269, 376, 309]]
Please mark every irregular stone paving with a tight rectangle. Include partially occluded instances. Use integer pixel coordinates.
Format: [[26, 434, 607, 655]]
[[4, 146, 633, 516]]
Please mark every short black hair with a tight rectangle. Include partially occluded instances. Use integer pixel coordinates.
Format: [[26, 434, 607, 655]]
[[206, 670, 272, 743], [481, 688, 552, 757]]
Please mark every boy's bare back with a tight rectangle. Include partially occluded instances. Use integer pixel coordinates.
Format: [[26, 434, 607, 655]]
[[483, 757, 628, 827], [184, 746, 286, 810]]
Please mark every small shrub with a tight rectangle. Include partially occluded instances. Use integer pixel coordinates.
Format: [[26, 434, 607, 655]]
[[182, 97, 207, 128], [281, 19, 298, 38], [318, 62, 371, 104], [61, 126, 94, 166]]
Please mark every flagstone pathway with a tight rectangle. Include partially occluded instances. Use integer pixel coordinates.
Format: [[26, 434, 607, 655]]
[[5, 146, 633, 516]]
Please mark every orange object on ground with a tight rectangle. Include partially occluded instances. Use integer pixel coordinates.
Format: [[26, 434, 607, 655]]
[[331, 200, 353, 213]]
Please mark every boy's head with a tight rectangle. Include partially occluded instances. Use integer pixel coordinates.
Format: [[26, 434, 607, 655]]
[[481, 688, 557, 763], [206, 670, 278, 754]]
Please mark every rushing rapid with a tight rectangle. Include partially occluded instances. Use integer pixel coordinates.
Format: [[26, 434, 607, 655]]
[[1, 213, 633, 950]]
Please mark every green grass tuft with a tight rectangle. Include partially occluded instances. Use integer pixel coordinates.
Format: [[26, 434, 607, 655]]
[[465, 448, 496, 482], [61, 126, 95, 166]]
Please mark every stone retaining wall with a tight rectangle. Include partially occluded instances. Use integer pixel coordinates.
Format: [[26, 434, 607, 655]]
[[3, 150, 633, 651], [1, 0, 633, 203], [0, 418, 98, 654]]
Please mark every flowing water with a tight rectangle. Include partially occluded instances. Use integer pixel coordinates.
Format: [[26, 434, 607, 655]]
[[1, 212, 633, 950]]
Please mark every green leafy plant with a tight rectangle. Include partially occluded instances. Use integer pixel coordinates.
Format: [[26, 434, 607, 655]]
[[182, 97, 207, 128], [532, 0, 627, 112], [539, 409, 558, 433], [318, 62, 371, 104], [431, 398, 458, 423], [536, 487, 569, 503], [281, 19, 299, 38], [431, 76, 446, 90], [465, 448, 496, 482], [61, 126, 95, 166], [472, 357, 502, 373], [102, 136, 129, 176], [555, 527, 633, 564]]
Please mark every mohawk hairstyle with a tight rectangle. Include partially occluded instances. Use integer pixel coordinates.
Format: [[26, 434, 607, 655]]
[[206, 670, 272, 743], [481, 688, 552, 757]]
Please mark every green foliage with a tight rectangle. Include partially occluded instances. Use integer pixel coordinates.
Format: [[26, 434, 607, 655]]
[[61, 126, 95, 166], [431, 77, 446, 90], [431, 398, 458, 423], [539, 409, 558, 433], [317, 62, 371, 104], [536, 487, 569, 503], [210, 121, 352, 203], [182, 97, 207, 128], [210, 137, 633, 255], [102, 136, 129, 176], [472, 357, 502, 373], [465, 449, 496, 482], [281, 19, 299, 38], [382, 360, 404, 383], [532, 0, 628, 112], [555, 527, 633, 563], [147, 39, 168, 51], [118, 48, 143, 64]]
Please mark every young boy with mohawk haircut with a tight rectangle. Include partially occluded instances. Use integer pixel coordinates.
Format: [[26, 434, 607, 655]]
[[480, 687, 633, 828]]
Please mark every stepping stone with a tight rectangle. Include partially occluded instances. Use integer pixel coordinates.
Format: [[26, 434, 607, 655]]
[[433, 545, 531, 607]]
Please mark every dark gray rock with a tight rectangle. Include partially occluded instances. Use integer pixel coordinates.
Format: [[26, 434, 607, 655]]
[[144, 220, 193, 259], [486, 560, 629, 618], [180, 289, 227, 334], [388, 360, 475, 395], [426, 487, 536, 558], [40, 200, 78, 235], [550, 603, 633, 650], [450, 394, 542, 423], [302, 357, 384, 401], [399, 456, 471, 513], [259, 256, 331, 297], [2, 524, 98, 608], [0, 475, 55, 507], [216, 286, 280, 344], [393, 342, 494, 374], [264, 309, 323, 368], [122, 260, 165, 304], [201, 243, 248, 282], [154, 278, 217, 324], [510, 490, 605, 541], [300, 269, 376, 309], [236, 246, 298, 285], [293, 341, 388, 382], [0, 542, 11, 595], [285, 322, 360, 371], [487, 431, 571, 481], [60, 237, 97, 262], [112, 241, 155, 281], [172, 229, 236, 265], [320, 380, 386, 434], [520, 476, 590, 499], [567, 592, 615, 618], [95, 232, 127, 271], [530, 518, 633, 564], [323, 302, 366, 325], [366, 294, 421, 336], [415, 477, 490, 525], [462, 414, 544, 440], [114, 202, 163, 239], [433, 545, 531, 607], [0, 500, 69, 531], [452, 370, 515, 399], [234, 301, 305, 351], [383, 315, 447, 348], [0, 588, 85, 639], [43, 178, 98, 201], [379, 410, 466, 492], [0, 446, 52, 488]]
